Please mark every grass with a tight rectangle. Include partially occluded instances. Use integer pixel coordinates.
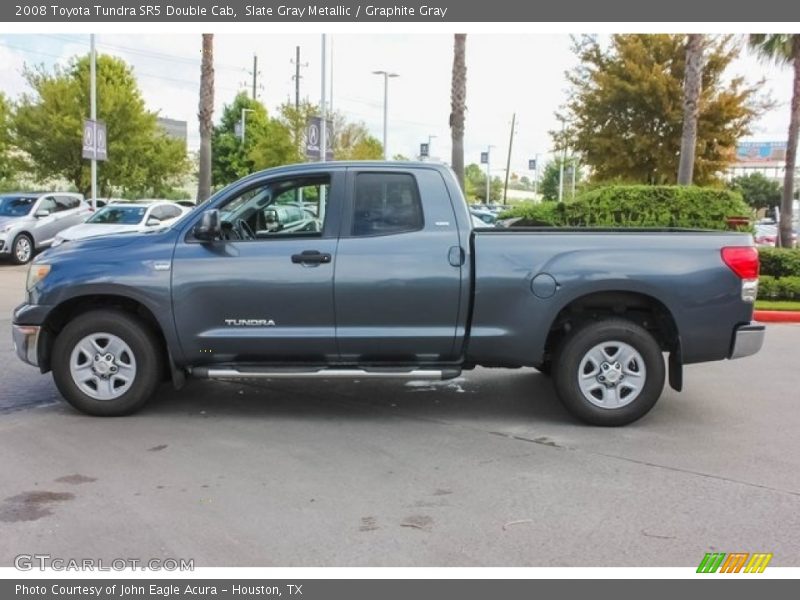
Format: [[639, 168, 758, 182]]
[[755, 299, 800, 311]]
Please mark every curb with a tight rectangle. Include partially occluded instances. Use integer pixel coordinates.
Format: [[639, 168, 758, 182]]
[[754, 310, 800, 323]]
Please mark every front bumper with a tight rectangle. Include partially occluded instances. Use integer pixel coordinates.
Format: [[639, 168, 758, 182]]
[[12, 324, 40, 367], [730, 322, 766, 360]]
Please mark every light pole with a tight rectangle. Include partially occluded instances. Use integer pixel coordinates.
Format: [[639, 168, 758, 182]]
[[372, 70, 398, 160], [240, 108, 255, 145], [558, 118, 567, 202], [427, 134, 437, 158], [90, 33, 97, 210], [484, 145, 495, 204]]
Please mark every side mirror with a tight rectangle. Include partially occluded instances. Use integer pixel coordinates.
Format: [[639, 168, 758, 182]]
[[34, 209, 50, 218], [194, 209, 221, 242], [146, 217, 161, 227]]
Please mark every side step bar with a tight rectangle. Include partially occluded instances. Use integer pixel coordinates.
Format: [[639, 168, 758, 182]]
[[191, 367, 461, 381]]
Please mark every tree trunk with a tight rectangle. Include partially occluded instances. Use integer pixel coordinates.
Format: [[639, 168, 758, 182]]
[[197, 33, 215, 203], [450, 34, 467, 192], [779, 36, 800, 248], [677, 34, 703, 185]]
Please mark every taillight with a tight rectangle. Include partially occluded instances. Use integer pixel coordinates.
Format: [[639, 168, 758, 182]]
[[721, 247, 759, 279]]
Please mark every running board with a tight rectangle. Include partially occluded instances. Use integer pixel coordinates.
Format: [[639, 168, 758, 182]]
[[191, 367, 461, 381]]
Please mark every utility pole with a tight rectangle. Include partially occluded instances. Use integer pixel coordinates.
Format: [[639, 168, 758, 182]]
[[291, 46, 308, 109], [90, 33, 97, 210], [247, 53, 261, 100], [533, 153, 540, 197], [503, 112, 516, 205]]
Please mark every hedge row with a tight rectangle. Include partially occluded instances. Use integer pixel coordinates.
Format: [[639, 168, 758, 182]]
[[758, 276, 800, 300], [758, 248, 800, 278], [503, 185, 749, 230]]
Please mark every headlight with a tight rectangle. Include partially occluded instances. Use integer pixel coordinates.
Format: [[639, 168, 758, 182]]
[[26, 264, 51, 291], [52, 236, 65, 247]]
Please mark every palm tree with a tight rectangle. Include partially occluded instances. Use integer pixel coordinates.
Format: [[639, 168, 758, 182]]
[[749, 34, 800, 248], [450, 34, 467, 191], [197, 33, 215, 202], [677, 34, 704, 185]]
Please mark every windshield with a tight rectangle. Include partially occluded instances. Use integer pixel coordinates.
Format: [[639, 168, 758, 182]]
[[0, 196, 36, 217], [87, 205, 147, 225]]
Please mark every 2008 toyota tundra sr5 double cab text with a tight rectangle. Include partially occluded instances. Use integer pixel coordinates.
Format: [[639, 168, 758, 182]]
[[12, 162, 765, 425]]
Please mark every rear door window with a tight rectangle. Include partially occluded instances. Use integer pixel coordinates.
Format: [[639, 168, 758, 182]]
[[352, 172, 423, 236]]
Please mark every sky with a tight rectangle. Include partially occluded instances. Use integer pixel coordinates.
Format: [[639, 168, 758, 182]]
[[0, 33, 795, 178]]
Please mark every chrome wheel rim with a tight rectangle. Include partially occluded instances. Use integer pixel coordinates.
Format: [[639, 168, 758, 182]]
[[577, 341, 646, 409], [69, 333, 136, 400], [15, 237, 32, 263]]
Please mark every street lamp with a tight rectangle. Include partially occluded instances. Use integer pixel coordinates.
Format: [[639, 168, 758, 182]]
[[372, 70, 399, 160], [427, 134, 437, 159], [240, 108, 255, 144]]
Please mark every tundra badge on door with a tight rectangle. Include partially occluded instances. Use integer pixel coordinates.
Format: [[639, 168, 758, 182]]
[[224, 319, 276, 327]]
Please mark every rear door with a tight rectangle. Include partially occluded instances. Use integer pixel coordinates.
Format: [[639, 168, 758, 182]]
[[55, 195, 86, 229], [334, 167, 464, 363]]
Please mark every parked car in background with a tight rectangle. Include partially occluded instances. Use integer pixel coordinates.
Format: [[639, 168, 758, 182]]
[[52, 201, 187, 247], [754, 223, 798, 247], [0, 192, 90, 264], [470, 209, 497, 226]]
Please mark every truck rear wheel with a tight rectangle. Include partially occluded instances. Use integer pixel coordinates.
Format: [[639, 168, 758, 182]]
[[552, 319, 665, 426], [52, 309, 162, 416]]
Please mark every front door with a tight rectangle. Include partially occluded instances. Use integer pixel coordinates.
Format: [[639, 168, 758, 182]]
[[171, 171, 344, 364], [334, 168, 464, 363]]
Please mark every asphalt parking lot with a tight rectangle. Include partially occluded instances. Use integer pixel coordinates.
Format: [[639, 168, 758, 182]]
[[1, 260, 799, 567]]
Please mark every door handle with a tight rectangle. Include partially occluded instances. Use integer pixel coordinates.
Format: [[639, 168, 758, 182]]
[[291, 250, 332, 264]]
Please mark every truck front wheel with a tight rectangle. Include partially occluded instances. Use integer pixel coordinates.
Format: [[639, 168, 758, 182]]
[[552, 319, 665, 426], [51, 309, 162, 416]]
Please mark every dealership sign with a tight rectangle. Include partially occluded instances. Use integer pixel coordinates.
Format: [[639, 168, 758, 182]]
[[736, 141, 786, 163]]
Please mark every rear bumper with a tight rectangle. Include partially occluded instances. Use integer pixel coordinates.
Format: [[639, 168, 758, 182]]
[[12, 324, 40, 367], [729, 322, 765, 360]]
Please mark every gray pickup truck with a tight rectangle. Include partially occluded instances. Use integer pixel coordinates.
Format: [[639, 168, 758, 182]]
[[12, 162, 764, 425]]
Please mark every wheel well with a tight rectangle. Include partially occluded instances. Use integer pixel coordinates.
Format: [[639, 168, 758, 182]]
[[542, 291, 680, 364], [39, 295, 169, 374]]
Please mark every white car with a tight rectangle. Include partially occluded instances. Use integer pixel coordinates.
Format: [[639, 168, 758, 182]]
[[52, 202, 187, 246]]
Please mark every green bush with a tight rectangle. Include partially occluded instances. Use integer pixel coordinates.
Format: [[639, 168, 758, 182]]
[[757, 275, 800, 300], [502, 185, 749, 230], [758, 275, 779, 299], [777, 277, 800, 300], [758, 248, 800, 278]]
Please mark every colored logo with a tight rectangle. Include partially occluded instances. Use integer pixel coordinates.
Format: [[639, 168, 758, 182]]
[[697, 552, 773, 573]]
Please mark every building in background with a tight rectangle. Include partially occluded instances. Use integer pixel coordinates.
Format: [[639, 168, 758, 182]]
[[157, 117, 188, 147], [727, 140, 790, 182]]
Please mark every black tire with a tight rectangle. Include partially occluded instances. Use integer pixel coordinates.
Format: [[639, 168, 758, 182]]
[[552, 319, 665, 426], [51, 309, 162, 416], [11, 233, 34, 265]]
